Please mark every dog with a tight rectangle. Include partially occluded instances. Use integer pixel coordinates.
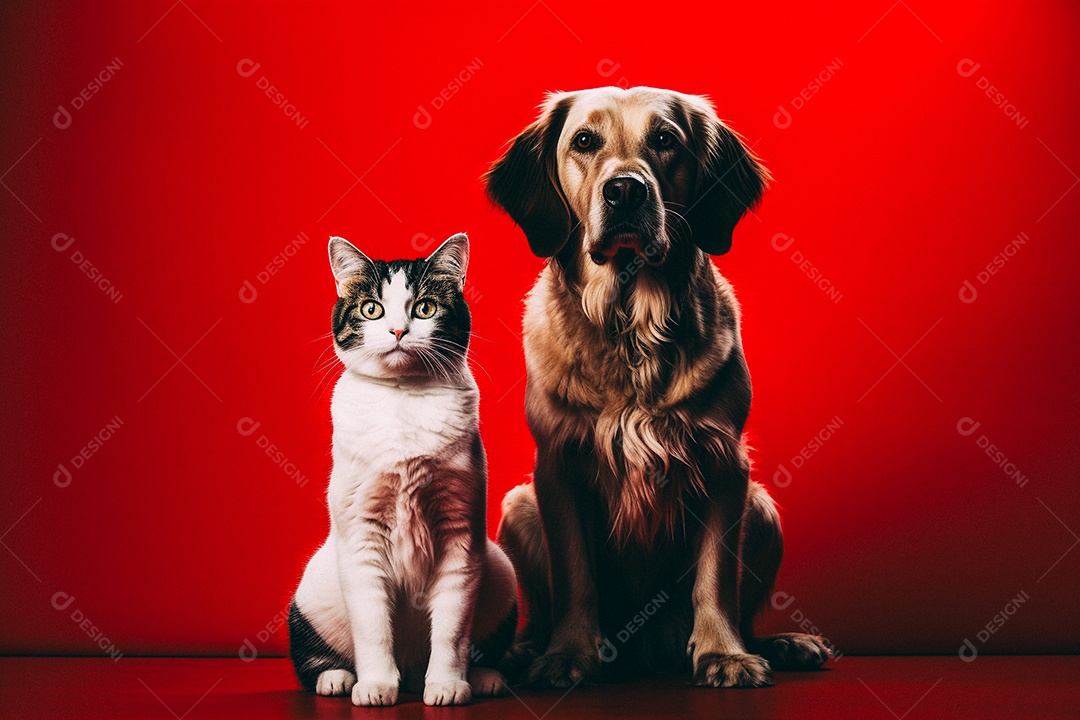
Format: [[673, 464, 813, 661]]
[[485, 87, 830, 688]]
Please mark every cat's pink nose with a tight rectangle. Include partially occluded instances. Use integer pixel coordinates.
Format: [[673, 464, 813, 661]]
[[390, 328, 407, 341]]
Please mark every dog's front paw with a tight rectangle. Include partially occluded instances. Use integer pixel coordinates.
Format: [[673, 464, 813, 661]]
[[424, 679, 472, 706], [500, 640, 541, 682], [526, 649, 599, 688], [351, 678, 399, 706], [692, 653, 774, 688], [469, 667, 508, 696], [748, 633, 831, 671]]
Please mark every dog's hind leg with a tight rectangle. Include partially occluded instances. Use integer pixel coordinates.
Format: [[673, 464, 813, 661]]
[[739, 481, 831, 671], [496, 483, 552, 678], [738, 481, 784, 641]]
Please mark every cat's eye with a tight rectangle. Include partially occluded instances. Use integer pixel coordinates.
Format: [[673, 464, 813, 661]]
[[359, 300, 384, 320], [413, 299, 438, 319]]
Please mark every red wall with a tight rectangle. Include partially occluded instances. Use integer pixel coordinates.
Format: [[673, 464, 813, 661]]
[[1, 1, 1077, 659]]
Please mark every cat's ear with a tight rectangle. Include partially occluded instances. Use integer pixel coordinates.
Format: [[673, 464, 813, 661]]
[[328, 236, 372, 296], [427, 232, 469, 288]]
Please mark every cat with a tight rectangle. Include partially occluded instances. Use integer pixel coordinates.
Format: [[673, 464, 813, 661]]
[[288, 232, 517, 707]]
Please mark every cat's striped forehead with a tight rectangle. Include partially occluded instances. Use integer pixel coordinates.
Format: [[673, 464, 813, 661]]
[[342, 260, 414, 298], [342, 258, 460, 304]]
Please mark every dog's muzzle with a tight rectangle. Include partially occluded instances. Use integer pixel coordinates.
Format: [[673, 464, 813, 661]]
[[603, 175, 648, 211], [589, 175, 666, 266]]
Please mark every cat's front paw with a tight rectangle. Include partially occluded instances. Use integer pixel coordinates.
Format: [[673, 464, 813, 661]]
[[315, 669, 355, 696], [423, 678, 472, 706], [351, 678, 399, 706]]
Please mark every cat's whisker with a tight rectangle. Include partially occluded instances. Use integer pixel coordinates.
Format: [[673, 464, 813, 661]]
[[311, 354, 342, 375], [311, 349, 339, 367], [310, 344, 338, 373], [432, 347, 492, 382], [302, 332, 335, 347], [461, 331, 496, 345], [473, 363, 493, 382], [307, 361, 344, 406], [423, 341, 469, 364], [429, 348, 464, 386], [427, 340, 477, 356], [305, 381, 334, 412], [421, 340, 490, 382], [465, 358, 493, 382], [420, 358, 446, 386], [309, 363, 342, 388], [416, 348, 453, 385], [430, 351, 459, 385], [426, 336, 469, 351]]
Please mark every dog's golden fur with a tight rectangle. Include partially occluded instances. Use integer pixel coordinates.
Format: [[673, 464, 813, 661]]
[[487, 87, 830, 688], [523, 259, 742, 544]]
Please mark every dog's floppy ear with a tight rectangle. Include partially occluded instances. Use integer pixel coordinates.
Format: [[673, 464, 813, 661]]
[[484, 93, 575, 257], [678, 95, 770, 255]]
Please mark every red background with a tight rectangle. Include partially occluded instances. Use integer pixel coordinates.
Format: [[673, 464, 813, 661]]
[[1, 1, 1077, 661]]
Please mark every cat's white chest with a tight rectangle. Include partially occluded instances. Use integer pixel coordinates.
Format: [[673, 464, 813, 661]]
[[327, 371, 478, 599], [330, 372, 475, 469]]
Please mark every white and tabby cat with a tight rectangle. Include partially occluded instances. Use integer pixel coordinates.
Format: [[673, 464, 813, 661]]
[[289, 233, 517, 707]]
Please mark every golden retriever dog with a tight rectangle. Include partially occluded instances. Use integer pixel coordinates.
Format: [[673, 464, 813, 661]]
[[486, 87, 830, 688]]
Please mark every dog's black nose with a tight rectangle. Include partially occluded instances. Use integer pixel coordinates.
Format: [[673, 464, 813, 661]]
[[602, 175, 647, 210]]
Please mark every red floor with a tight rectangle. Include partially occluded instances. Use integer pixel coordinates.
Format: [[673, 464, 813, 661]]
[[0, 656, 1076, 719]]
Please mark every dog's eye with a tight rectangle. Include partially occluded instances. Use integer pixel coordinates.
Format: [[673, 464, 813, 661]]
[[573, 131, 596, 151], [654, 130, 676, 150]]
